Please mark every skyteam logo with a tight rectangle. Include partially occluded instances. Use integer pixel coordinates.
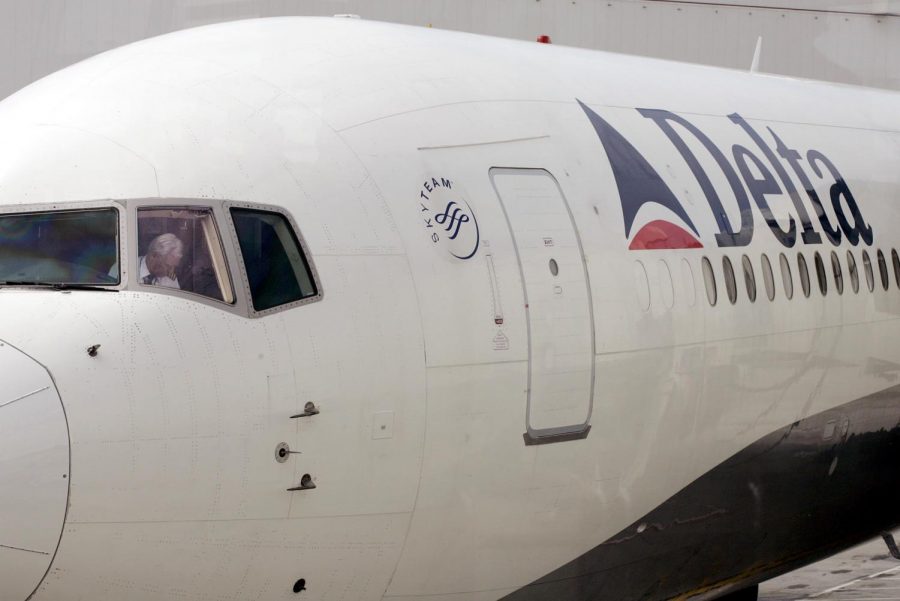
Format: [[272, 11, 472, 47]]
[[435, 201, 471, 241], [577, 100, 873, 251], [418, 176, 481, 260]]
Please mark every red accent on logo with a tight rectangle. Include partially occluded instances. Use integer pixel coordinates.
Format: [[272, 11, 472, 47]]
[[629, 220, 703, 250]]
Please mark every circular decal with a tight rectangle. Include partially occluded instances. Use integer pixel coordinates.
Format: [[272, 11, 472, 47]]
[[418, 177, 480, 260]]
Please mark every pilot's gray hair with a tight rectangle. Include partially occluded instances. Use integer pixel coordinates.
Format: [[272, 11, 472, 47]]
[[146, 233, 184, 279]]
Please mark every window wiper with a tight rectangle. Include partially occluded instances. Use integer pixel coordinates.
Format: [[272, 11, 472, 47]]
[[0, 280, 118, 292]]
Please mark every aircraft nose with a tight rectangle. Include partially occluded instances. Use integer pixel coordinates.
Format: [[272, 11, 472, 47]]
[[0, 341, 70, 601]]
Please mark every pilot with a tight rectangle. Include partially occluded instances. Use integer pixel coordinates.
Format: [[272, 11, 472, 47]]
[[140, 233, 184, 289]]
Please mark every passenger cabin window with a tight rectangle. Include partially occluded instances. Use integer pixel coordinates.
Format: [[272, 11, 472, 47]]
[[877, 249, 889, 291], [780, 253, 793, 300], [702, 256, 717, 306], [797, 253, 811, 298], [231, 208, 318, 312], [893, 249, 900, 289], [862, 250, 875, 292], [137, 207, 234, 303], [814, 252, 827, 296], [761, 254, 775, 301], [723, 256, 738, 304], [831, 251, 843, 295], [847, 250, 860, 294], [0, 208, 119, 286], [742, 255, 756, 302]]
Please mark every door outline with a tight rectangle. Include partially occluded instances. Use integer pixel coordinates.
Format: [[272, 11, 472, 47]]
[[490, 167, 595, 445]]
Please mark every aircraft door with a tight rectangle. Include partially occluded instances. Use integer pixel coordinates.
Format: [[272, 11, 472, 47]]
[[490, 168, 595, 443]]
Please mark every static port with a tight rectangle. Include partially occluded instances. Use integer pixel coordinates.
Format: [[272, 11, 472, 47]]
[[275, 442, 291, 463]]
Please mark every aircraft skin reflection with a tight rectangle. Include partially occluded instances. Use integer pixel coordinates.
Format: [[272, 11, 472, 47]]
[[0, 16, 898, 601]]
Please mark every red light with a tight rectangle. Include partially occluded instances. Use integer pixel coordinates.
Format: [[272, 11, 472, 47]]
[[536, 35, 552, 44]]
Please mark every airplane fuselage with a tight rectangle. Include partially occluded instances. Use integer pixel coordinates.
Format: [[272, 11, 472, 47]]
[[0, 17, 899, 601]]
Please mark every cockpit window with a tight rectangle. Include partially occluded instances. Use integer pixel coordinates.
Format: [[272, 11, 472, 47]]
[[137, 207, 234, 304], [0, 208, 119, 286], [230, 208, 318, 312]]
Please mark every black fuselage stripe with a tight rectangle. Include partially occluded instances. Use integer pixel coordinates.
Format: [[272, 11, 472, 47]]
[[503, 385, 900, 601]]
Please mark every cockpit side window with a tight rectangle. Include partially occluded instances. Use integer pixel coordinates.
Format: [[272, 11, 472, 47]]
[[230, 208, 318, 312], [136, 207, 235, 304]]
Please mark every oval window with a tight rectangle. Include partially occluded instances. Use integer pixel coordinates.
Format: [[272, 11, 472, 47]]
[[797, 253, 811, 298], [893, 249, 900, 289], [863, 250, 874, 292], [877, 249, 889, 291], [702, 256, 717, 306], [831, 251, 843, 295], [847, 250, 859, 294], [814, 252, 827, 296], [742, 255, 756, 302], [723, 256, 737, 304], [681, 258, 697, 307], [780, 253, 794, 300], [549, 258, 559, 276], [659, 260, 675, 309], [761, 254, 775, 301], [634, 261, 651, 311]]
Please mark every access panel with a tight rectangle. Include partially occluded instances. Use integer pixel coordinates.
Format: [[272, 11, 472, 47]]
[[0, 341, 70, 601]]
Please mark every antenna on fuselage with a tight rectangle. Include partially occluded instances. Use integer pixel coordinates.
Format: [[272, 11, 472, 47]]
[[750, 36, 763, 73]]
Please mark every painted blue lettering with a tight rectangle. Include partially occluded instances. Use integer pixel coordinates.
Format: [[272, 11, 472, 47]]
[[771, 130, 841, 245], [732, 144, 796, 247], [729, 114, 822, 245], [640, 109, 753, 247], [807, 150, 873, 246]]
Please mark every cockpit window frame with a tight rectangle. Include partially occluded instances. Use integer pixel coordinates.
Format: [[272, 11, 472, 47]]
[[0, 199, 127, 290], [125, 198, 251, 316], [222, 200, 323, 318], [0, 198, 320, 319], [134, 204, 237, 306]]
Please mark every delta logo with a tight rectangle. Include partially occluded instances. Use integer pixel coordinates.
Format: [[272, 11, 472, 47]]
[[577, 100, 873, 251]]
